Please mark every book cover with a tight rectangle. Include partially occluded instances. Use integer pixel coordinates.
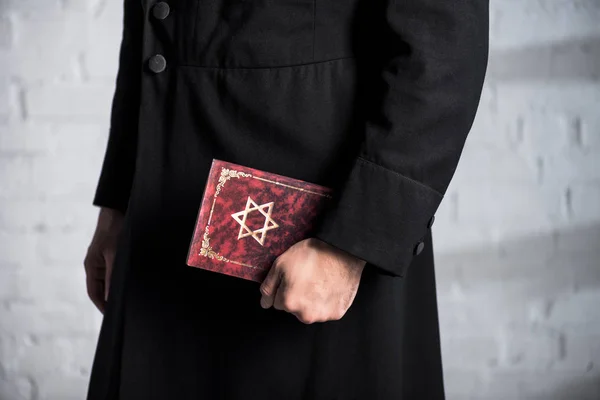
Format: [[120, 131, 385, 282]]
[[186, 158, 334, 282]]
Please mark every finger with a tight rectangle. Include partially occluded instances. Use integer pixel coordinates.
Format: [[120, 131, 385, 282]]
[[260, 263, 282, 309], [86, 274, 105, 314], [294, 311, 318, 325], [273, 284, 287, 311], [84, 252, 106, 279], [84, 249, 106, 313], [274, 282, 303, 315], [104, 250, 115, 302]]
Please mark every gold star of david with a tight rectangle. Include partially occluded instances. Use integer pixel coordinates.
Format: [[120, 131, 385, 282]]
[[231, 196, 279, 246]]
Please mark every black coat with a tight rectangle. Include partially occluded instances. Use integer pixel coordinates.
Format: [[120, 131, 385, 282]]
[[86, 0, 489, 398]]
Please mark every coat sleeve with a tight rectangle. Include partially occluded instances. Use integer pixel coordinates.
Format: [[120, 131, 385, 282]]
[[310, 0, 489, 277], [92, 0, 143, 214]]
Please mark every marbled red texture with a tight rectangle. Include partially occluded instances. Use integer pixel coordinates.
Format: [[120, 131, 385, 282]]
[[186, 159, 333, 283]]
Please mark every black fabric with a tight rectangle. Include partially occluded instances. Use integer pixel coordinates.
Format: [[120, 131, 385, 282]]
[[310, 0, 490, 277], [92, 0, 142, 215], [311, 156, 442, 277], [87, 0, 489, 398]]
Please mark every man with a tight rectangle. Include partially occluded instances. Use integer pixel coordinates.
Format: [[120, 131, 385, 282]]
[[84, 0, 488, 398]]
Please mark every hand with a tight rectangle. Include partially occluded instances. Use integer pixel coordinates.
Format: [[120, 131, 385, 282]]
[[84, 207, 124, 314], [259, 238, 367, 324]]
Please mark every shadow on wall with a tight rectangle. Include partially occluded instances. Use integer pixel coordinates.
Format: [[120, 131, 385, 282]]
[[487, 36, 600, 81], [436, 34, 600, 398], [552, 374, 600, 400], [435, 223, 600, 400]]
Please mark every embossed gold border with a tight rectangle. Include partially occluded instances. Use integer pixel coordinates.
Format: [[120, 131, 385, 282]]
[[199, 166, 332, 270]]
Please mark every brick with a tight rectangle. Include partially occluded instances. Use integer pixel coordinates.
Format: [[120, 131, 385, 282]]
[[7, 8, 90, 83], [431, 222, 495, 255], [12, 335, 97, 377], [0, 152, 104, 201], [440, 269, 563, 305], [478, 82, 498, 113], [0, 269, 20, 299], [454, 182, 565, 229], [38, 231, 94, 265], [452, 141, 540, 185], [498, 326, 562, 370], [517, 113, 579, 156], [84, 0, 124, 79], [0, 373, 33, 400], [0, 0, 61, 15], [37, 374, 89, 400], [438, 293, 530, 334], [443, 370, 486, 400], [0, 334, 19, 372], [542, 149, 600, 183], [568, 183, 600, 221], [491, 0, 600, 49], [431, 189, 457, 225], [0, 80, 7, 118], [483, 371, 600, 400], [0, 232, 37, 266], [435, 229, 558, 268], [436, 252, 600, 301], [0, 231, 92, 267], [0, 267, 90, 304], [0, 121, 108, 155], [580, 115, 600, 149], [554, 333, 600, 373], [467, 110, 518, 151], [555, 223, 600, 255], [496, 82, 600, 116], [63, 0, 96, 13], [0, 122, 53, 153], [26, 83, 113, 121], [0, 15, 14, 49], [0, 199, 97, 234], [486, 36, 600, 82], [0, 301, 99, 336], [441, 334, 500, 370], [539, 290, 600, 333]]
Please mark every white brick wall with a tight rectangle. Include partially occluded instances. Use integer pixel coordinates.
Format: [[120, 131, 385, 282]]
[[0, 0, 599, 399], [433, 1, 600, 398]]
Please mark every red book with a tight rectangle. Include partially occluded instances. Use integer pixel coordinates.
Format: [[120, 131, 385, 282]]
[[186, 159, 334, 283]]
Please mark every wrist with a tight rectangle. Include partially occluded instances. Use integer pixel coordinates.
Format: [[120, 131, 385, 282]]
[[311, 237, 367, 269], [97, 207, 125, 233]]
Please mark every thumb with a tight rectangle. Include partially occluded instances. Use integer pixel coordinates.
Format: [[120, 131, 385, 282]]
[[104, 250, 115, 302], [259, 262, 282, 309]]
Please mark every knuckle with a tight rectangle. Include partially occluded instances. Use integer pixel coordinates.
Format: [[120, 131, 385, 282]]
[[84, 248, 101, 270], [333, 308, 346, 321], [259, 284, 271, 297], [104, 248, 116, 259], [271, 259, 284, 274], [271, 256, 281, 268], [86, 286, 95, 302], [83, 254, 92, 269], [282, 296, 298, 312], [298, 312, 317, 325]]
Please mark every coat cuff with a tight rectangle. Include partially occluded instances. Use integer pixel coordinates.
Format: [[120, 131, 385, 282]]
[[92, 179, 130, 215], [310, 156, 442, 277]]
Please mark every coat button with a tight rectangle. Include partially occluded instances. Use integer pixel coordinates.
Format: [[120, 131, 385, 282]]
[[152, 2, 170, 20], [148, 54, 167, 73], [414, 241, 425, 256], [427, 215, 435, 228]]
